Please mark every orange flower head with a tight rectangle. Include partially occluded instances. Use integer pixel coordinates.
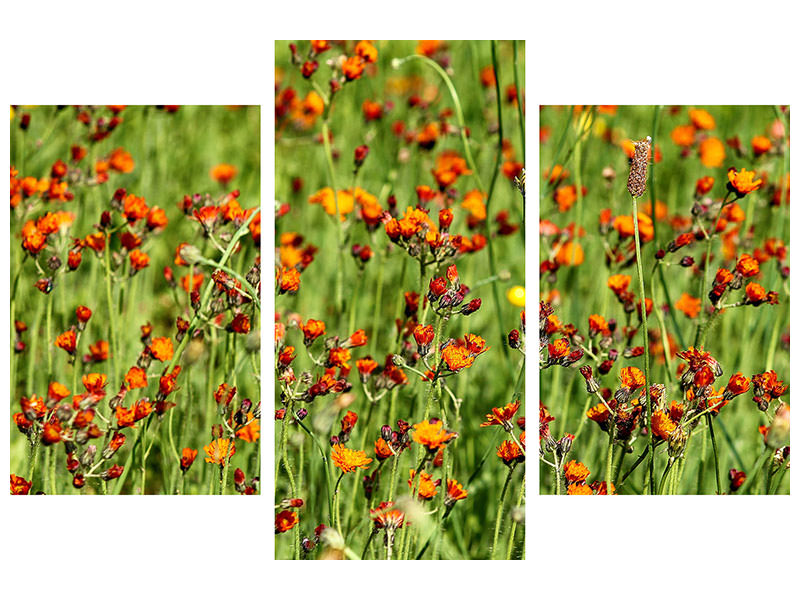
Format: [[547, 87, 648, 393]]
[[554, 240, 584, 266], [620, 366, 645, 390], [727, 168, 763, 197], [607, 274, 631, 295], [651, 410, 677, 441], [277, 267, 300, 293], [275, 510, 299, 533], [689, 109, 716, 130], [123, 194, 149, 223], [563, 460, 590, 483], [180, 447, 198, 472], [695, 176, 715, 196], [331, 443, 372, 474], [441, 344, 474, 371], [445, 479, 468, 505], [129, 249, 150, 272], [752, 135, 771, 157], [735, 254, 760, 278], [10, 474, 32, 495], [675, 293, 701, 318], [497, 440, 524, 466], [149, 337, 174, 362], [210, 163, 237, 185], [125, 366, 148, 389], [55, 330, 77, 354], [204, 438, 236, 464], [82, 373, 107, 395], [670, 125, 696, 147], [370, 501, 405, 530], [699, 137, 725, 167], [76, 305, 92, 323], [480, 400, 521, 429], [408, 469, 439, 499], [355, 40, 378, 63], [412, 419, 457, 451], [301, 319, 326, 342], [342, 55, 365, 80]]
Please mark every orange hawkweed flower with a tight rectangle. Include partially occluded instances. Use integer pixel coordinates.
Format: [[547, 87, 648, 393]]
[[123, 194, 149, 223], [204, 438, 236, 464], [10, 474, 32, 495], [82, 373, 107, 395], [412, 419, 457, 451], [607, 274, 631, 295], [129, 249, 150, 272], [342, 55, 365, 80], [752, 135, 771, 157], [619, 366, 645, 390], [275, 510, 299, 533], [301, 319, 326, 343], [346, 329, 368, 348], [567, 483, 593, 495], [370, 501, 405, 530], [76, 305, 92, 323], [441, 344, 474, 371], [563, 460, 590, 483], [48, 382, 70, 402], [55, 330, 77, 354], [612, 212, 653, 242], [125, 366, 147, 389], [497, 439, 524, 466], [689, 109, 715, 130], [308, 187, 355, 220], [675, 293, 701, 318], [735, 254, 760, 278], [149, 337, 174, 362], [408, 469, 439, 499], [182, 272, 205, 294], [699, 137, 725, 167], [374, 438, 393, 461], [180, 448, 198, 472], [109, 148, 135, 173], [354, 40, 378, 63], [695, 176, 715, 196], [331, 443, 372, 473], [554, 240, 584, 266], [744, 281, 767, 304], [236, 413, 260, 443], [651, 410, 677, 440], [444, 479, 468, 507], [480, 401, 521, 429], [670, 124, 696, 147], [328, 347, 351, 369], [462, 190, 487, 221], [210, 163, 237, 185], [727, 167, 763, 197]]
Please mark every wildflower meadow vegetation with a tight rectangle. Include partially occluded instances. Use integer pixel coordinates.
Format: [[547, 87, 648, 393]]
[[275, 40, 525, 559], [10, 105, 261, 495], [539, 105, 790, 495]]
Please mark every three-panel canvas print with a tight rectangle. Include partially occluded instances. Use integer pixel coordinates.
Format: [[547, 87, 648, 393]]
[[8, 41, 791, 563]]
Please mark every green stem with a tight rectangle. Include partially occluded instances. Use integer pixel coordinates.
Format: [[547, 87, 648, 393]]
[[103, 238, 120, 386], [706, 414, 721, 495], [631, 194, 653, 494], [490, 465, 514, 559], [505, 473, 525, 560]]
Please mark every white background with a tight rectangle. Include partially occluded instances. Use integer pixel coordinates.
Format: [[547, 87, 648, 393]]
[[1, 1, 796, 598]]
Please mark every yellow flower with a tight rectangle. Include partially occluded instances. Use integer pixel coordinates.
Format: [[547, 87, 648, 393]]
[[507, 285, 525, 307]]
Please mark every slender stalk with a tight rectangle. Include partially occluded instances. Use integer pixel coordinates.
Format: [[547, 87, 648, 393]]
[[505, 473, 525, 560], [103, 236, 120, 386], [631, 194, 654, 494], [490, 465, 514, 559], [706, 414, 721, 494]]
